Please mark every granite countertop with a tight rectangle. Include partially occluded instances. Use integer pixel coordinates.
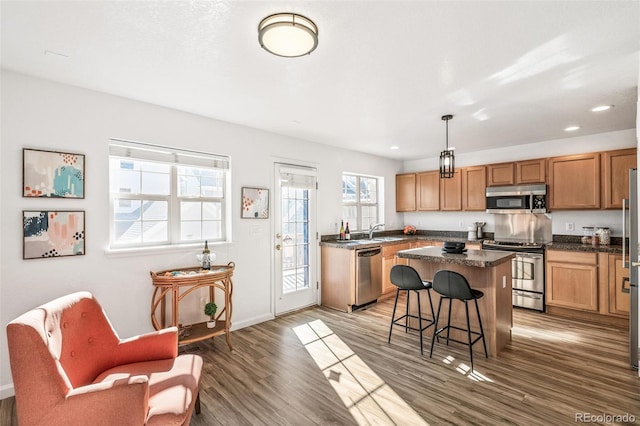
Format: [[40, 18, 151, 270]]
[[396, 246, 515, 268], [319, 234, 482, 249], [546, 242, 623, 254], [319, 230, 625, 254]]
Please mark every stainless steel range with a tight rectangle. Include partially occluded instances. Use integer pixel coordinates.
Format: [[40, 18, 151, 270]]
[[482, 240, 545, 311], [482, 212, 552, 312]]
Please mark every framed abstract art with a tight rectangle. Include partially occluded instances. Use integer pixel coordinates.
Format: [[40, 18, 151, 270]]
[[23, 148, 85, 198], [23, 210, 85, 259], [241, 187, 269, 219]]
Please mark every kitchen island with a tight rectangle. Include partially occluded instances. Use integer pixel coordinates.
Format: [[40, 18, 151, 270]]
[[396, 246, 515, 357]]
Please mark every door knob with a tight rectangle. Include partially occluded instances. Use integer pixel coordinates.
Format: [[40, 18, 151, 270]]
[[276, 244, 282, 250]]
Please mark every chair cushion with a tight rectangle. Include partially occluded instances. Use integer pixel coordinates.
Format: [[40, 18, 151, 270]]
[[93, 355, 203, 426]]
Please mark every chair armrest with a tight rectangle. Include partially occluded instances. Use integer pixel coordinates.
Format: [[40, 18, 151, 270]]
[[116, 327, 178, 364], [43, 376, 149, 425]]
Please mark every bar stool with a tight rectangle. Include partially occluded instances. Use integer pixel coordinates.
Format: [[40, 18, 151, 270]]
[[388, 264, 436, 354], [429, 270, 488, 371]]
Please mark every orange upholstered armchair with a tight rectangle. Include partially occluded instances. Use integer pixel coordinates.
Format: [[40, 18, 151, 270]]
[[6, 291, 203, 426]]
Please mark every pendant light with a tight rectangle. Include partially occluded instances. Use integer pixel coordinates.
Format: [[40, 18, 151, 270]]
[[439, 114, 455, 178], [258, 13, 318, 58]]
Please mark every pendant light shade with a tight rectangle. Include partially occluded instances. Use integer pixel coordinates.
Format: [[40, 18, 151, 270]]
[[258, 13, 318, 58], [439, 115, 455, 178]]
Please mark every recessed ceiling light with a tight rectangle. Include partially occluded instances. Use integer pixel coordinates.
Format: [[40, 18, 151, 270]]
[[591, 105, 613, 112], [565, 126, 580, 132], [390, 146, 399, 150]]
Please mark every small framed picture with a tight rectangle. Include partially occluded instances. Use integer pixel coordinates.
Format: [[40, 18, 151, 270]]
[[241, 187, 269, 219], [23, 210, 85, 259], [23, 148, 85, 198]]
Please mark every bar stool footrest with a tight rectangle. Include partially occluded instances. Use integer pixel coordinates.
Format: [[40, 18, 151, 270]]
[[434, 324, 484, 348], [392, 314, 435, 333]]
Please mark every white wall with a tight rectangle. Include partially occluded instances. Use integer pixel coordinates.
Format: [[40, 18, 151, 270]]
[[403, 129, 637, 237], [0, 71, 404, 397]]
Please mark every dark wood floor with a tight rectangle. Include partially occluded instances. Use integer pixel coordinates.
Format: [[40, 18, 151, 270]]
[[2, 297, 639, 425]]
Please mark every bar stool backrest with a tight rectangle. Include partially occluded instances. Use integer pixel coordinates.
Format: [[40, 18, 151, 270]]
[[390, 265, 427, 290], [432, 270, 475, 300]]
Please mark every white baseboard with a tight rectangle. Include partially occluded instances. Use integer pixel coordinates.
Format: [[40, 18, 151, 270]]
[[0, 383, 14, 400], [231, 313, 274, 331]]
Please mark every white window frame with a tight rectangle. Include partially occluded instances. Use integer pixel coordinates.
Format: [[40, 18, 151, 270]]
[[108, 139, 230, 249], [342, 173, 380, 232]]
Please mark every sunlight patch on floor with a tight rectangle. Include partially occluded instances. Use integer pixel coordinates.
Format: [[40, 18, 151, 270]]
[[293, 319, 429, 426], [439, 355, 494, 382], [512, 324, 582, 343]]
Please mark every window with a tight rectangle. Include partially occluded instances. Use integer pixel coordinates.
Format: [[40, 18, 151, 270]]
[[109, 140, 230, 248], [342, 174, 379, 231]]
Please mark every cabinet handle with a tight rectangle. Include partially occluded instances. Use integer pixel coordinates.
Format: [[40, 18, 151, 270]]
[[622, 277, 631, 294]]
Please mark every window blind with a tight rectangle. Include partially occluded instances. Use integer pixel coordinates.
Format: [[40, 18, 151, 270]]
[[109, 139, 229, 169]]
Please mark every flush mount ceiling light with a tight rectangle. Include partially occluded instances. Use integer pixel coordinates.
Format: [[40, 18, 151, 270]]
[[564, 125, 581, 132], [258, 13, 318, 58], [439, 115, 455, 179]]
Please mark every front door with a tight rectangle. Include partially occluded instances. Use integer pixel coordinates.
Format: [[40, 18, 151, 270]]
[[274, 163, 318, 315]]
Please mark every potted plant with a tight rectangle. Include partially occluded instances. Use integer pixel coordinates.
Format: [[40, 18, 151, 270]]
[[204, 302, 218, 328]]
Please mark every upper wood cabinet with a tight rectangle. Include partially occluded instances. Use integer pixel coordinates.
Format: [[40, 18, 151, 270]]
[[462, 166, 486, 211], [396, 173, 416, 212], [548, 153, 601, 209], [602, 148, 637, 209], [516, 159, 546, 184], [416, 171, 440, 211], [487, 162, 515, 186], [488, 159, 546, 186], [440, 170, 462, 211]]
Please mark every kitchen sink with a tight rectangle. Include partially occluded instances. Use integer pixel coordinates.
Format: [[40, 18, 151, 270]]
[[371, 237, 405, 242]]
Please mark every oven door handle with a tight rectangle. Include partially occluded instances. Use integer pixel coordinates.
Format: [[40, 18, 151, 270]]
[[513, 290, 542, 299]]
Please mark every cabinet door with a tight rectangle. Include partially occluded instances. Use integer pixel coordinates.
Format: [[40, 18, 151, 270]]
[[381, 243, 411, 294], [439, 170, 462, 211], [548, 153, 600, 209], [417, 171, 440, 211], [602, 148, 637, 209], [381, 254, 396, 295], [396, 173, 416, 212], [546, 261, 599, 311], [516, 159, 546, 184], [608, 254, 630, 316], [462, 166, 486, 211], [487, 162, 515, 186]]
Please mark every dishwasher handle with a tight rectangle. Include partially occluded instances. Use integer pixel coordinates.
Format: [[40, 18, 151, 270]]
[[357, 248, 381, 257]]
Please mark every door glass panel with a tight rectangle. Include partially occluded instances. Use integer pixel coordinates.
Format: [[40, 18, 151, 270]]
[[281, 186, 310, 294]]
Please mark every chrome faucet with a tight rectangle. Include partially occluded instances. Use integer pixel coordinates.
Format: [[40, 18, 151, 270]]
[[368, 223, 385, 239]]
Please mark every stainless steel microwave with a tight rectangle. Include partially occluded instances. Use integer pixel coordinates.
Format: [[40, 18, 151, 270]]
[[486, 184, 547, 214]]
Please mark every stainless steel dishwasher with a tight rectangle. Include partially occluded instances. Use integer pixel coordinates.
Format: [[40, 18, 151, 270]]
[[355, 246, 382, 306]]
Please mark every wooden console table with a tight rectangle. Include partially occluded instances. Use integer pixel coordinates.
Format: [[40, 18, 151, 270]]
[[150, 262, 234, 350]]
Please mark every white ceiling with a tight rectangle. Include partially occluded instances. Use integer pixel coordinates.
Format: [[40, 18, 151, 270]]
[[1, 1, 638, 160]]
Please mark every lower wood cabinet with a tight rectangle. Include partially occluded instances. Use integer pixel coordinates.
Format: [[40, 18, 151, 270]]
[[381, 240, 443, 296], [321, 246, 356, 312], [608, 254, 630, 316], [382, 243, 411, 295], [546, 250, 630, 325], [546, 250, 598, 312]]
